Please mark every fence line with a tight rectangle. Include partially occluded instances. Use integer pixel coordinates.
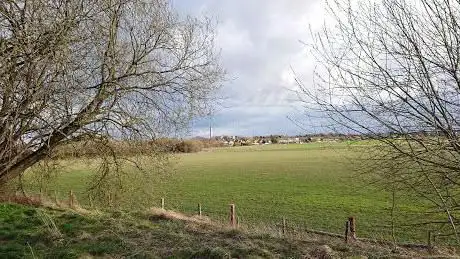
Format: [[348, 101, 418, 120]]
[[5, 191, 445, 249], [153, 197, 436, 249]]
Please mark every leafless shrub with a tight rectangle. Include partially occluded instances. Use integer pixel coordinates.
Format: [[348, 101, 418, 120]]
[[174, 140, 204, 153]]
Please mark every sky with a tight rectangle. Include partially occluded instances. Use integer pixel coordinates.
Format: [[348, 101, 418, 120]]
[[171, 0, 327, 137]]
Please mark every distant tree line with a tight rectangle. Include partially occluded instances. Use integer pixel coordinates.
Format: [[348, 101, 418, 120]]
[[53, 138, 225, 158]]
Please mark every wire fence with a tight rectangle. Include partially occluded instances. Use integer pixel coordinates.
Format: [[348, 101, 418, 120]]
[[7, 189, 456, 249], [146, 196, 457, 248]]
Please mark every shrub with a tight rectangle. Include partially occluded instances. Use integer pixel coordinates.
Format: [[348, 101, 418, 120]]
[[174, 140, 203, 153]]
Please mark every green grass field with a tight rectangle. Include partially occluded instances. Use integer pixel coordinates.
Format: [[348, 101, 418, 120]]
[[22, 142, 434, 243]]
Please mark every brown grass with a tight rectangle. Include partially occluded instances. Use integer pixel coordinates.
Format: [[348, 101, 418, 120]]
[[2, 200, 458, 258], [148, 207, 213, 224], [0, 192, 93, 215], [54, 138, 225, 159]]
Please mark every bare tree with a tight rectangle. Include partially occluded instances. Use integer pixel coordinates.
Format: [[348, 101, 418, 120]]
[[0, 0, 223, 187], [299, 0, 460, 242]]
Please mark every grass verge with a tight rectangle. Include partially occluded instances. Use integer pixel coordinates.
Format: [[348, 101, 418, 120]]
[[1, 202, 457, 258]]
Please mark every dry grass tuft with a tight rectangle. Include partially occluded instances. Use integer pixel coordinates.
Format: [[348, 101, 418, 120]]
[[0, 193, 43, 206], [0, 192, 94, 216], [36, 209, 63, 240], [148, 207, 212, 224]]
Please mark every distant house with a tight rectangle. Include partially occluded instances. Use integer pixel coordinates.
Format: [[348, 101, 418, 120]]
[[278, 139, 288, 144], [277, 137, 301, 144]]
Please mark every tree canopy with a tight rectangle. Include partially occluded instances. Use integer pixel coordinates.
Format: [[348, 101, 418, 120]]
[[0, 0, 223, 186], [300, 0, 460, 242]]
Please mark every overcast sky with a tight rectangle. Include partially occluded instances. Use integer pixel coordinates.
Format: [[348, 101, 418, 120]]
[[172, 0, 326, 137]]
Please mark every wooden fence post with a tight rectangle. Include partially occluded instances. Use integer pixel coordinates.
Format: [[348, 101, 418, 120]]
[[69, 190, 74, 209], [107, 193, 111, 207], [348, 216, 356, 240], [198, 203, 202, 216], [161, 198, 165, 210], [89, 194, 94, 208], [344, 221, 349, 243], [282, 217, 287, 235], [427, 231, 432, 249], [229, 204, 236, 227]]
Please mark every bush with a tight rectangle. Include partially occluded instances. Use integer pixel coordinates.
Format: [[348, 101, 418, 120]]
[[174, 140, 203, 153], [201, 140, 225, 148], [152, 138, 180, 153]]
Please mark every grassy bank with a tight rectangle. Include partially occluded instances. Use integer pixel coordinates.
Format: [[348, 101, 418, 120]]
[[1, 203, 450, 258], [20, 143, 438, 243]]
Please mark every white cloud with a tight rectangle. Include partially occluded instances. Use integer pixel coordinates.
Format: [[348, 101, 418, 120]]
[[172, 0, 325, 136], [216, 20, 253, 54]]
